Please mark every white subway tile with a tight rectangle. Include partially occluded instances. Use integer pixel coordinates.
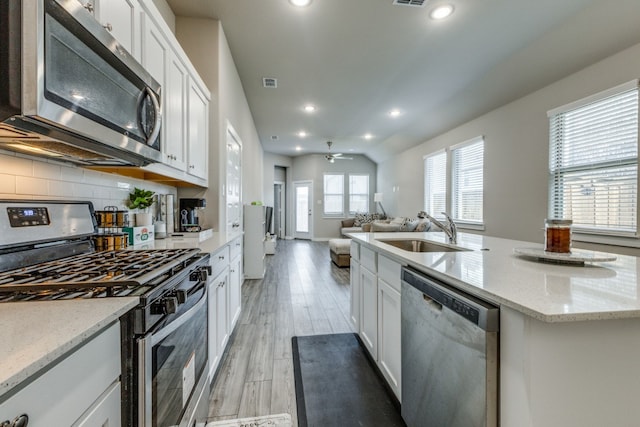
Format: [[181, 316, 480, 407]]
[[33, 161, 62, 180], [49, 180, 74, 197], [0, 154, 33, 176], [60, 166, 84, 182], [16, 176, 49, 196], [0, 174, 16, 194], [73, 183, 94, 198]]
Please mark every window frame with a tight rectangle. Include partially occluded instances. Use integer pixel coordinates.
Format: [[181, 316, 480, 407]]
[[348, 174, 370, 215], [323, 173, 345, 217], [547, 80, 639, 243], [451, 136, 485, 226], [424, 149, 448, 221]]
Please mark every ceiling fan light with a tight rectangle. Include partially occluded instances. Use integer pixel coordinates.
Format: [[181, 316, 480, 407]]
[[329, 157, 335, 163]]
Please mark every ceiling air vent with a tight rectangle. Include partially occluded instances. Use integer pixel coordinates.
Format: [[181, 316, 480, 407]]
[[392, 0, 426, 7], [271, 135, 279, 141], [263, 77, 278, 88]]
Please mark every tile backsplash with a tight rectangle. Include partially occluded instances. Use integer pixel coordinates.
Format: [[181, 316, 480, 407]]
[[0, 151, 176, 214]]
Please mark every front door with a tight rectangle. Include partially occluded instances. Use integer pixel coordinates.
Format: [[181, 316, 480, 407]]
[[293, 181, 312, 240]]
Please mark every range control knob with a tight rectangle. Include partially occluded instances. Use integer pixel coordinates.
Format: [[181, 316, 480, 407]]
[[174, 289, 188, 304], [152, 297, 178, 315]]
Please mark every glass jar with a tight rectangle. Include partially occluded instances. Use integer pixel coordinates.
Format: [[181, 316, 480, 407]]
[[545, 219, 572, 253]]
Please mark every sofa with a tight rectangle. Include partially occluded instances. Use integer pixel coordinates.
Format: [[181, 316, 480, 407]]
[[341, 214, 434, 236]]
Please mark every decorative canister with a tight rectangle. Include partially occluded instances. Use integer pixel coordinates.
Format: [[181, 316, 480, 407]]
[[545, 219, 572, 253]]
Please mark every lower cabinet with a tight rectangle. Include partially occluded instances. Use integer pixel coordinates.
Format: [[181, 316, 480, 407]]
[[207, 238, 243, 382], [350, 242, 402, 401], [0, 322, 121, 426]]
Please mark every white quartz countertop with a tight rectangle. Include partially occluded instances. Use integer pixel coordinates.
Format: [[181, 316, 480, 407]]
[[0, 297, 138, 399], [349, 231, 640, 322], [128, 230, 243, 254]]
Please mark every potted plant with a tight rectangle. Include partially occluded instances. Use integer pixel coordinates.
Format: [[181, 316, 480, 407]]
[[127, 187, 155, 226]]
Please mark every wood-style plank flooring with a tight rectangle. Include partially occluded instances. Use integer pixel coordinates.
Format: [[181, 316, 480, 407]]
[[207, 239, 353, 425]]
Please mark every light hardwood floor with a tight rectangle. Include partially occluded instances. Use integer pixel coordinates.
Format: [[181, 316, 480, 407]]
[[207, 239, 354, 425]]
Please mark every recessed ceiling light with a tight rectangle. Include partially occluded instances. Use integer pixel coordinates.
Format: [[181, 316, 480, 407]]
[[303, 104, 316, 113], [389, 109, 402, 118], [364, 133, 373, 140], [298, 131, 307, 137], [295, 146, 302, 151], [430, 4, 454, 20], [289, 0, 312, 6]]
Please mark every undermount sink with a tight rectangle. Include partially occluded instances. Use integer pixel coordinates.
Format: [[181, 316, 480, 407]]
[[376, 238, 472, 253]]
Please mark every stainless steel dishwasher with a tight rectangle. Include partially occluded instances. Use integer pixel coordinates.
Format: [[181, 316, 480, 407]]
[[401, 266, 499, 427]]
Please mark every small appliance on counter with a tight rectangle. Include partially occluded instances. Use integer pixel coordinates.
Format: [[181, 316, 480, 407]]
[[179, 198, 206, 232]]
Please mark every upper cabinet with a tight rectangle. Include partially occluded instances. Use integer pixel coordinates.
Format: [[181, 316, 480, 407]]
[[84, 0, 211, 187], [95, 0, 141, 61]]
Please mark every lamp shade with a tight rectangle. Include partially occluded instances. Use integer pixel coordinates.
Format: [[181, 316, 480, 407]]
[[374, 193, 383, 203]]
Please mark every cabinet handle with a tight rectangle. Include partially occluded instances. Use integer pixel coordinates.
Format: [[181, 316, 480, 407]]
[[83, 2, 94, 13], [103, 23, 113, 32], [219, 255, 225, 260], [230, 269, 235, 273]]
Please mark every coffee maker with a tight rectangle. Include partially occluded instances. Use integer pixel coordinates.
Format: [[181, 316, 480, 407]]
[[179, 198, 206, 232]]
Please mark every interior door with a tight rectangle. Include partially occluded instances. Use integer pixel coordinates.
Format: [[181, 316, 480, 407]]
[[274, 182, 285, 239], [293, 181, 312, 240]]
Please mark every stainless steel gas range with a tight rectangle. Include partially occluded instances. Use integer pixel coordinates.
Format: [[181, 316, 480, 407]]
[[0, 200, 211, 427]]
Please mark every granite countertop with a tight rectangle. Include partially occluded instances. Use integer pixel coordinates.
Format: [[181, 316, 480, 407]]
[[0, 297, 138, 399], [349, 231, 640, 323]]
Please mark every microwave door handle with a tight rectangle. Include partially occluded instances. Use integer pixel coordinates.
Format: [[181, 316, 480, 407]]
[[143, 86, 162, 146]]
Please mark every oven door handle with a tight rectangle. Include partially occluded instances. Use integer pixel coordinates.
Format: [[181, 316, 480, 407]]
[[150, 287, 206, 345]]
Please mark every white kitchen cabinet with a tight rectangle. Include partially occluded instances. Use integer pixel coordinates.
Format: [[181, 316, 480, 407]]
[[359, 264, 378, 360], [187, 78, 209, 179], [350, 245, 403, 400], [94, 0, 141, 61], [228, 237, 243, 329], [378, 277, 401, 400], [140, 10, 167, 95], [243, 205, 266, 279], [0, 322, 121, 426], [164, 50, 188, 171]]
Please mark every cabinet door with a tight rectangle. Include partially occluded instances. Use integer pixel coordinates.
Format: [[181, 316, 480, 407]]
[[359, 266, 378, 360], [141, 12, 167, 130], [163, 50, 187, 170], [95, 0, 141, 60], [73, 382, 121, 427], [187, 80, 208, 179], [378, 278, 402, 400], [228, 252, 242, 330], [207, 276, 220, 380], [350, 260, 360, 331], [215, 268, 230, 357]]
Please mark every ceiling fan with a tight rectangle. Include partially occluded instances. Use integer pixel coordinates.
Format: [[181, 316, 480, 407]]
[[325, 141, 352, 163]]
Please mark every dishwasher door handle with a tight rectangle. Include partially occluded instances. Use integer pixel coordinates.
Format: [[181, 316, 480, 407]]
[[423, 293, 443, 312]]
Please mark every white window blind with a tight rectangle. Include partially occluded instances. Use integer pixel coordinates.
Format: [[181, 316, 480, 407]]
[[548, 82, 639, 235], [452, 138, 484, 223], [424, 151, 447, 218], [323, 173, 344, 215], [349, 174, 369, 214]]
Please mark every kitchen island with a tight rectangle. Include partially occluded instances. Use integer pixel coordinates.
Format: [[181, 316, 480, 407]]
[[349, 231, 640, 427]]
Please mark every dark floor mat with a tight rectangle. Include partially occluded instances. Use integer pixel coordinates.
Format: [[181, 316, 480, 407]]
[[292, 333, 405, 427]]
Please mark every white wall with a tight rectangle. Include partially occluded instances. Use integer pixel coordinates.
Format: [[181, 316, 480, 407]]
[[378, 41, 640, 255], [0, 151, 176, 216], [292, 154, 377, 240], [175, 18, 264, 231]]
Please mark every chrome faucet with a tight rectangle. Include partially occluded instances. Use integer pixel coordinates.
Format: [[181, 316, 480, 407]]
[[417, 211, 458, 244]]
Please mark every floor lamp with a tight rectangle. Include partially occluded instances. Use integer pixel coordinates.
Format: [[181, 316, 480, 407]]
[[374, 193, 387, 217]]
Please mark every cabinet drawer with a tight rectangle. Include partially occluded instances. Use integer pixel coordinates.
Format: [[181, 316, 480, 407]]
[[210, 246, 230, 278], [360, 246, 376, 273], [0, 322, 120, 427], [378, 255, 402, 292], [350, 241, 360, 261], [230, 238, 242, 260]]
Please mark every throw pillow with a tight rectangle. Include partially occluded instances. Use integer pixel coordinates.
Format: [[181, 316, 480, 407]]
[[353, 213, 367, 227], [402, 219, 419, 232], [415, 219, 432, 232]]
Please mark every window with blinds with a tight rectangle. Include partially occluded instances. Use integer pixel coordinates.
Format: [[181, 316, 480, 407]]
[[323, 173, 344, 215], [424, 150, 447, 219], [452, 137, 484, 223], [349, 174, 369, 214], [548, 81, 639, 235]]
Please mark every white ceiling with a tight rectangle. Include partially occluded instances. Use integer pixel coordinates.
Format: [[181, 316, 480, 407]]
[[166, 0, 640, 163]]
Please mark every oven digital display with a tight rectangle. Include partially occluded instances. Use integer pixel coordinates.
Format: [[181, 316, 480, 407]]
[[7, 207, 51, 227]]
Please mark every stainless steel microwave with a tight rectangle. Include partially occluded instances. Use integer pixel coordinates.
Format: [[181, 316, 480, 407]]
[[0, 0, 162, 166]]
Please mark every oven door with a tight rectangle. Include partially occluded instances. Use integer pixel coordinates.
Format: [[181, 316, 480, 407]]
[[138, 283, 208, 427]]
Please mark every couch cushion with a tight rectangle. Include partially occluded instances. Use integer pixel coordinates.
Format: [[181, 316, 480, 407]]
[[370, 222, 402, 232], [341, 227, 363, 235], [341, 218, 355, 228]]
